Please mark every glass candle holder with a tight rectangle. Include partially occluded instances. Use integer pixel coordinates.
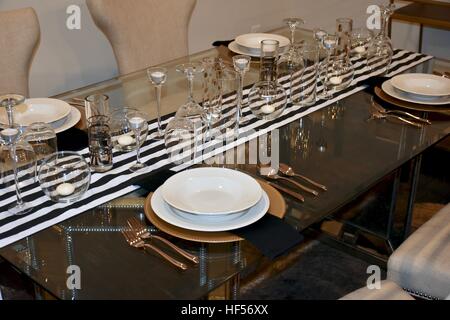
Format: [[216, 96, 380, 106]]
[[260, 39, 280, 82]]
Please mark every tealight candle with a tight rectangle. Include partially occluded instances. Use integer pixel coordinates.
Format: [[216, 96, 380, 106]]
[[56, 183, 75, 197], [329, 76, 343, 85], [354, 46, 366, 53], [150, 71, 166, 85], [234, 58, 250, 71], [261, 104, 275, 114], [323, 39, 337, 50], [118, 135, 134, 146], [128, 117, 146, 130]]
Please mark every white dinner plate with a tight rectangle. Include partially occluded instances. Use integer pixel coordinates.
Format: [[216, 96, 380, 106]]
[[54, 106, 81, 134], [382, 80, 450, 106], [235, 33, 290, 50], [152, 187, 269, 232], [391, 73, 450, 98], [0, 98, 72, 127], [161, 167, 262, 215]]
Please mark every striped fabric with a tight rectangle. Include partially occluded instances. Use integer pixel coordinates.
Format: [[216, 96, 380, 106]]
[[0, 49, 432, 248]]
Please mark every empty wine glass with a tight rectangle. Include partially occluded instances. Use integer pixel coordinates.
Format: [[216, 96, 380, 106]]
[[0, 128, 36, 215], [284, 17, 305, 46], [232, 55, 251, 126], [318, 35, 339, 100], [147, 67, 168, 139], [0, 94, 25, 128], [23, 122, 57, 164], [125, 111, 149, 172], [164, 116, 196, 165], [175, 62, 206, 126], [367, 4, 395, 75]]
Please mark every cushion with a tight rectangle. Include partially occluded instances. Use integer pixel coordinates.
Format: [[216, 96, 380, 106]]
[[388, 203, 450, 299], [340, 280, 414, 300]]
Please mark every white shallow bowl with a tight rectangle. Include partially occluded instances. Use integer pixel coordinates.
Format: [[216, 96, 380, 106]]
[[152, 187, 269, 232], [235, 33, 290, 50], [382, 80, 450, 106], [391, 73, 450, 98], [54, 107, 81, 133], [0, 98, 72, 127], [161, 167, 262, 215]]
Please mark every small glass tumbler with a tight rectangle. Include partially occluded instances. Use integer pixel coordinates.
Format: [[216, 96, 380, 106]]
[[87, 115, 113, 173], [296, 42, 320, 106], [260, 39, 280, 82], [85, 94, 110, 120], [38, 151, 91, 203]]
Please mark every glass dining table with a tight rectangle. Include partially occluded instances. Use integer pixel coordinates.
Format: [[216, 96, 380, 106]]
[[1, 28, 449, 300]]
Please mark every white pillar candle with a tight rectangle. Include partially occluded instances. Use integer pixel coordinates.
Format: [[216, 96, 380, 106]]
[[354, 46, 366, 53], [56, 183, 75, 196], [261, 104, 275, 114], [118, 135, 134, 146], [329, 76, 343, 85]]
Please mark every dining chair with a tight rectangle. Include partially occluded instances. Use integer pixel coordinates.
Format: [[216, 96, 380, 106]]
[[0, 7, 40, 97], [86, 0, 197, 75]]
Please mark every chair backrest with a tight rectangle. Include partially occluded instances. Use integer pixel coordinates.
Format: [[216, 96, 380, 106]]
[[0, 7, 40, 97], [87, 0, 197, 75]]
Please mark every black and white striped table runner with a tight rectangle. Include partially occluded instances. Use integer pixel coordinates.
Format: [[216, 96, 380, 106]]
[[0, 49, 432, 248]]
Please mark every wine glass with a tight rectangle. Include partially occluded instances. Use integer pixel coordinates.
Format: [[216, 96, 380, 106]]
[[318, 35, 338, 100], [175, 62, 205, 126], [284, 17, 305, 46], [0, 94, 25, 128], [147, 67, 168, 140], [367, 4, 395, 75], [0, 127, 36, 215], [232, 55, 251, 126], [23, 122, 57, 164], [125, 111, 149, 172]]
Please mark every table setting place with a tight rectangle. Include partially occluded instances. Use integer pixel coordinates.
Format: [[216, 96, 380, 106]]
[[0, 8, 439, 270]]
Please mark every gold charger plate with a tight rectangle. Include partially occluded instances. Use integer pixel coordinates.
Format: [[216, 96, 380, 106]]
[[144, 180, 286, 243], [374, 86, 450, 113]]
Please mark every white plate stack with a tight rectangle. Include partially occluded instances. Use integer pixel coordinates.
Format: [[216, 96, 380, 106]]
[[228, 33, 290, 57], [151, 167, 269, 232], [0, 98, 81, 133], [382, 73, 450, 106]]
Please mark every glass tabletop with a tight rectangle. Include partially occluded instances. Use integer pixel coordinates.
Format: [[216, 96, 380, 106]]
[[1, 28, 449, 300]]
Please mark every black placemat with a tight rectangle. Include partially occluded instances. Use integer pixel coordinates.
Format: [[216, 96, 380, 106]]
[[135, 171, 304, 260]]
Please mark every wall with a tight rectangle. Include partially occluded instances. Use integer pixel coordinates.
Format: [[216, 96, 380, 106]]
[[1, 0, 448, 98]]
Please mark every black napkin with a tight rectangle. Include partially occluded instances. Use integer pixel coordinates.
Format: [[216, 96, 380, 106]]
[[135, 170, 304, 260], [212, 39, 234, 47], [57, 128, 88, 152]]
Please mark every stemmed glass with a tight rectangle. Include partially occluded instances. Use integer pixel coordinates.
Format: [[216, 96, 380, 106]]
[[147, 67, 168, 139], [0, 127, 36, 215], [232, 55, 251, 126], [175, 62, 206, 126], [367, 4, 395, 75], [125, 111, 149, 172], [284, 18, 305, 46], [0, 94, 25, 128], [319, 35, 338, 100]]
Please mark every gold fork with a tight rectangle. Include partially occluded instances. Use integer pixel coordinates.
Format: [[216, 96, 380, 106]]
[[127, 217, 199, 264], [121, 230, 187, 270]]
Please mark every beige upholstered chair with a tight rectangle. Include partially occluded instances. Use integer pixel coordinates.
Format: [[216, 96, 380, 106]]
[[86, 0, 197, 75], [0, 7, 40, 97]]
